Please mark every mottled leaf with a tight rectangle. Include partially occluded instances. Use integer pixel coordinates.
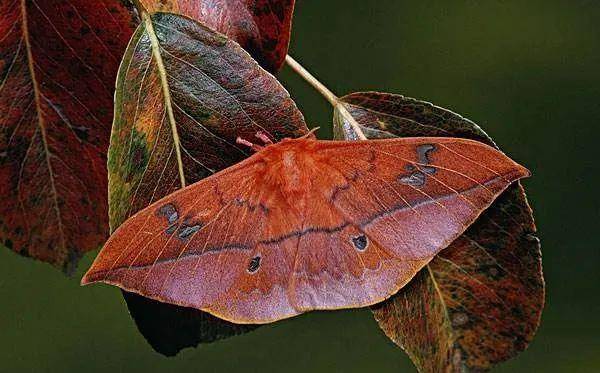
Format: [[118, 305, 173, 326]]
[[139, 0, 295, 72], [108, 12, 307, 354], [0, 0, 136, 272], [334, 92, 544, 372]]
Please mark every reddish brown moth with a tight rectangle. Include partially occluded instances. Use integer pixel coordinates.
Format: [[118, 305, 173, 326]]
[[82, 135, 529, 324]]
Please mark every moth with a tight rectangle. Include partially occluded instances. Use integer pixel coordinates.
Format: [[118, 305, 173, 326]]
[[83, 134, 529, 324]]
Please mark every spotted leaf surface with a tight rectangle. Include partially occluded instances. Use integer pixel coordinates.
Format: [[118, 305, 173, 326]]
[[139, 0, 295, 72], [335, 92, 544, 372], [106, 12, 306, 354], [0, 0, 136, 272]]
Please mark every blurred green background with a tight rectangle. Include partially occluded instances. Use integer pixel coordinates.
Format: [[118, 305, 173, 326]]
[[2, 1, 599, 371]]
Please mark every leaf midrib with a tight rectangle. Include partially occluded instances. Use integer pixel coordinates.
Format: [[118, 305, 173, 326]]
[[20, 0, 67, 257], [141, 12, 186, 188]]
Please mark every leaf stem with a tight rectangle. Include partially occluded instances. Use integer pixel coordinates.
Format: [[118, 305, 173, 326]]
[[130, 0, 148, 16], [285, 55, 367, 140], [334, 103, 368, 140], [285, 55, 338, 106]]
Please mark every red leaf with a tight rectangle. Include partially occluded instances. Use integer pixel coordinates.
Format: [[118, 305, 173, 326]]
[[139, 0, 295, 72], [0, 0, 136, 272]]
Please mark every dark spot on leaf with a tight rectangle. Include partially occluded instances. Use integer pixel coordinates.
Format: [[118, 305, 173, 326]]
[[352, 235, 368, 251], [262, 37, 278, 51], [80, 25, 91, 36], [452, 347, 466, 367], [478, 264, 505, 280], [122, 128, 150, 175], [73, 126, 89, 141], [511, 306, 525, 319], [248, 256, 261, 273], [452, 312, 469, 327]]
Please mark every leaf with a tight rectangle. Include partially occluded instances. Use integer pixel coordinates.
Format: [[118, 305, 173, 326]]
[[0, 0, 136, 272], [138, 0, 296, 72], [122, 291, 257, 357], [108, 12, 306, 354], [334, 92, 544, 372]]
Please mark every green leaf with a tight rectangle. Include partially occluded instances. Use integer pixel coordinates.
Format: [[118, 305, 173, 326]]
[[108, 12, 307, 355], [334, 92, 544, 372]]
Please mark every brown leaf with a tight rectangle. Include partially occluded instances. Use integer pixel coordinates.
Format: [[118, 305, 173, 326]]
[[107, 12, 307, 354], [0, 0, 136, 273], [139, 0, 295, 72], [335, 92, 544, 372]]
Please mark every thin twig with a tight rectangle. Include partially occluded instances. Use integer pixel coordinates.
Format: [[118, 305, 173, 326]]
[[130, 0, 148, 16], [285, 55, 367, 140], [285, 55, 338, 106]]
